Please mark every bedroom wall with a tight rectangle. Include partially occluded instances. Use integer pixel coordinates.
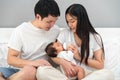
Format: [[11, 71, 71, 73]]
[[0, 0, 120, 28]]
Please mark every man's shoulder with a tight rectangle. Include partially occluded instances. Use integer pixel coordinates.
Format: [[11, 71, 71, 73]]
[[14, 22, 29, 31]]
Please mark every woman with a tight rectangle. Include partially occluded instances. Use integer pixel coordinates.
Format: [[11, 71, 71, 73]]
[[52, 4, 114, 80]]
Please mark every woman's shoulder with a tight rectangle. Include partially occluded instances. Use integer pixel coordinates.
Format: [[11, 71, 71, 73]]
[[90, 33, 103, 48], [90, 33, 101, 40]]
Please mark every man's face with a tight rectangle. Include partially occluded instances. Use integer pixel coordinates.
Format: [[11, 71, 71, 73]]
[[38, 15, 58, 31]]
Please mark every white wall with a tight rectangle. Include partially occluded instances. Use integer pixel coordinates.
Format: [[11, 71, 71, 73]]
[[0, 0, 120, 28], [0, 0, 37, 28]]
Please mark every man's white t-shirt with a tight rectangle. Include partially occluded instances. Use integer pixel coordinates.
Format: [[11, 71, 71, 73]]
[[8, 22, 60, 61]]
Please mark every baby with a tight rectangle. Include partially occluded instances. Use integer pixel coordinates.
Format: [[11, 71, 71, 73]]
[[45, 41, 85, 80]]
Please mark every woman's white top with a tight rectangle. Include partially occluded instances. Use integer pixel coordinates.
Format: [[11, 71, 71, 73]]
[[57, 28, 102, 71]]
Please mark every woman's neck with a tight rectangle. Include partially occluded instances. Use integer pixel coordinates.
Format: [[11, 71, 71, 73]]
[[74, 33, 82, 47]]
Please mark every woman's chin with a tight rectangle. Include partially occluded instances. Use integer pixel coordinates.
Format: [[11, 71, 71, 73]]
[[71, 30, 76, 33]]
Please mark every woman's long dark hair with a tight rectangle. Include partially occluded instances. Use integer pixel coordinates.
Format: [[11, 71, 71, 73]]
[[65, 4, 104, 65]]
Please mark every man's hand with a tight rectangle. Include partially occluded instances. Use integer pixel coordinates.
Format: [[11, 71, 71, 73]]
[[30, 59, 51, 67]]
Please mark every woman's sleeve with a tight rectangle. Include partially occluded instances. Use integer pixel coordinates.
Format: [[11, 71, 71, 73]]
[[92, 34, 103, 51]]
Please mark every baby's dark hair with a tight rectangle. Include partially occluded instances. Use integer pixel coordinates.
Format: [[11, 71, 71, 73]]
[[45, 42, 57, 57]]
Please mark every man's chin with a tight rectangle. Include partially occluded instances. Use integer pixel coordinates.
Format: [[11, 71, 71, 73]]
[[45, 28, 50, 31]]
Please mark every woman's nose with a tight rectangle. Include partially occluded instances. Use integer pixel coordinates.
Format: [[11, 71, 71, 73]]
[[69, 23, 73, 28]]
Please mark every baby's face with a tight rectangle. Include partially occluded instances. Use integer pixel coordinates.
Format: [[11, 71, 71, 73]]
[[53, 42, 64, 53]]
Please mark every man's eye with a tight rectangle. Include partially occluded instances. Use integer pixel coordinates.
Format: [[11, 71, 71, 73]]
[[47, 22, 50, 23], [71, 21, 75, 23]]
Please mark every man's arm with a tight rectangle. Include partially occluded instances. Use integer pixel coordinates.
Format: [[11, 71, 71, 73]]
[[7, 48, 51, 68]]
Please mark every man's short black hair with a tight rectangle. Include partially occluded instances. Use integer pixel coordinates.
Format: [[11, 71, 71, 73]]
[[34, 0, 60, 19]]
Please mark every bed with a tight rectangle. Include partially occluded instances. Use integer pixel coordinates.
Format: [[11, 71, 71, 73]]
[[0, 27, 120, 80]]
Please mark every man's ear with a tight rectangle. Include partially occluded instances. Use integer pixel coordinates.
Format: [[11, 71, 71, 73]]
[[36, 14, 41, 20]]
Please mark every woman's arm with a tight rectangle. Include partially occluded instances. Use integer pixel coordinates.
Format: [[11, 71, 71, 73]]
[[74, 53, 81, 61], [68, 44, 104, 69], [67, 44, 81, 61], [82, 48, 104, 69], [51, 57, 77, 77]]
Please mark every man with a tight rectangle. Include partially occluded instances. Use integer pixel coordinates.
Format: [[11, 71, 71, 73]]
[[0, 0, 68, 80]]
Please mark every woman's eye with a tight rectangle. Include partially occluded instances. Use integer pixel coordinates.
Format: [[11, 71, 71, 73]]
[[71, 21, 75, 23]]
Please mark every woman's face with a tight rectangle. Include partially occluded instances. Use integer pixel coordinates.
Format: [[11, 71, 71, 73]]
[[66, 14, 77, 33]]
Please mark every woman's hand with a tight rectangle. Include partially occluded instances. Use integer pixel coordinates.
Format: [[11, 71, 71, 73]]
[[67, 44, 79, 54], [60, 59, 77, 78], [67, 44, 81, 60]]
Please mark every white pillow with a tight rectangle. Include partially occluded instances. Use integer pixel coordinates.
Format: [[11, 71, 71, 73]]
[[104, 38, 120, 80], [0, 28, 14, 44], [0, 43, 9, 67]]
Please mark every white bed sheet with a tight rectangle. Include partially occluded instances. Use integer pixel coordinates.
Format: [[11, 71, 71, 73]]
[[95, 28, 120, 80]]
